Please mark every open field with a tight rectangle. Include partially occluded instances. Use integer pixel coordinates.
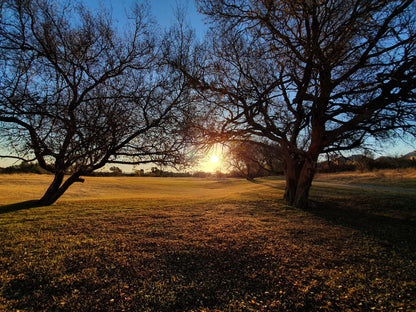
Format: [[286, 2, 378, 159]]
[[1, 173, 416, 311], [315, 168, 416, 189]]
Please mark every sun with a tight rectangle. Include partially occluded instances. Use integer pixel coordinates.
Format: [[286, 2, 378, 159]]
[[198, 146, 226, 173], [211, 155, 219, 163]]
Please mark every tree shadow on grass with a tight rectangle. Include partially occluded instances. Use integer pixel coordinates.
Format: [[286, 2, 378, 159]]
[[1, 240, 333, 312], [154, 246, 319, 312], [0, 200, 42, 214], [250, 178, 286, 190], [308, 197, 416, 254]]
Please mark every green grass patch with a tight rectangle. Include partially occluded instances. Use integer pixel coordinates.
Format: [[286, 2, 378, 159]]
[[1, 175, 415, 311]]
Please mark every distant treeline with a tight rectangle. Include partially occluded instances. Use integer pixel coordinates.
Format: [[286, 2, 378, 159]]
[[0, 162, 48, 174], [89, 167, 195, 178], [318, 155, 416, 173], [2, 156, 416, 176]]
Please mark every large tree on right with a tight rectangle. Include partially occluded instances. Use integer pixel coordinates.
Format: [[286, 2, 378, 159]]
[[191, 0, 416, 208]]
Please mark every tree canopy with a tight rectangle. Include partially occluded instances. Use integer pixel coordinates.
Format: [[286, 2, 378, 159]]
[[180, 0, 416, 208], [0, 0, 193, 205]]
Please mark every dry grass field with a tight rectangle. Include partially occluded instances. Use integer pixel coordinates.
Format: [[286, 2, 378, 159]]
[[0, 175, 262, 206], [315, 168, 416, 188], [0, 172, 415, 311]]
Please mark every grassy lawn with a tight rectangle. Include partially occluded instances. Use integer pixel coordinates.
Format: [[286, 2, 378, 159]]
[[1, 173, 415, 311], [315, 168, 416, 189]]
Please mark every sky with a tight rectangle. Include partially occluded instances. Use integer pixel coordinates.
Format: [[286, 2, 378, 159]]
[[84, 0, 208, 38], [0, 0, 415, 169], [83, 0, 416, 160], [0, 0, 209, 169]]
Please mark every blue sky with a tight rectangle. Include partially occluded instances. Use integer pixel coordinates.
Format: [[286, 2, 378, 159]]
[[84, 0, 208, 38]]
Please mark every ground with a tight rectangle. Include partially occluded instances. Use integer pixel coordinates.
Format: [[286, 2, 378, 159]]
[[0, 170, 415, 311]]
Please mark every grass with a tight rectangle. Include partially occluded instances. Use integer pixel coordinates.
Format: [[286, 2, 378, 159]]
[[0, 173, 415, 311], [315, 168, 416, 188]]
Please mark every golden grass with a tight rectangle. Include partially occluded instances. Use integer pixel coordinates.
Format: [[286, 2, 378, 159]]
[[1, 170, 415, 206], [0, 174, 281, 206], [315, 168, 416, 188], [0, 174, 415, 311]]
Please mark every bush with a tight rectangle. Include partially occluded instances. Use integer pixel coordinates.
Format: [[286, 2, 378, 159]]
[[0, 161, 47, 174]]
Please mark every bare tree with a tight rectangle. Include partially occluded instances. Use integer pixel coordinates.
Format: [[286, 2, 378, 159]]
[[227, 140, 282, 180], [0, 0, 192, 206], [177, 0, 416, 208]]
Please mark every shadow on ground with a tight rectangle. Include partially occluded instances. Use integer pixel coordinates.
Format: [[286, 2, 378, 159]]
[[0, 237, 345, 312], [308, 196, 416, 253], [1, 185, 415, 311], [0, 200, 42, 214]]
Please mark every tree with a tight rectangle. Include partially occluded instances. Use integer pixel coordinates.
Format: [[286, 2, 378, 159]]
[[179, 0, 416, 208], [0, 0, 192, 206], [109, 166, 123, 175], [0, 161, 46, 174], [135, 168, 145, 176], [227, 140, 282, 180]]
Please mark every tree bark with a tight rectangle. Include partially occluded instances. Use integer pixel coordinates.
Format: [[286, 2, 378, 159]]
[[283, 154, 304, 205], [283, 154, 317, 209], [293, 156, 317, 209], [37, 172, 85, 206]]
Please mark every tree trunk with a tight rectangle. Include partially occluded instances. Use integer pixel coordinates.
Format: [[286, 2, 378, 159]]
[[283, 154, 317, 209], [37, 172, 84, 206], [283, 155, 304, 204], [293, 157, 317, 209]]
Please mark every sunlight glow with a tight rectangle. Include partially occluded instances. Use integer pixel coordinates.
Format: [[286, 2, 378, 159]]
[[211, 155, 219, 163], [198, 144, 229, 173]]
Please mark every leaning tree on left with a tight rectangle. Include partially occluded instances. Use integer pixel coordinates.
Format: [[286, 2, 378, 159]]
[[0, 0, 193, 206]]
